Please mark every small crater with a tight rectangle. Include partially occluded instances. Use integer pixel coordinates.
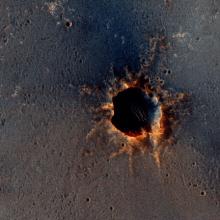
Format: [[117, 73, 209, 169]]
[[110, 206, 114, 211], [200, 191, 206, 196], [65, 20, 73, 28], [86, 198, 91, 202], [159, 79, 164, 85], [141, 58, 146, 63], [25, 19, 31, 26], [192, 162, 197, 167]]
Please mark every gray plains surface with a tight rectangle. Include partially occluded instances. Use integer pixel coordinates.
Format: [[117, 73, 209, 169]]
[[0, 0, 219, 220]]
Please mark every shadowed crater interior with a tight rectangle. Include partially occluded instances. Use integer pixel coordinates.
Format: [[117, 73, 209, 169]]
[[111, 87, 160, 137]]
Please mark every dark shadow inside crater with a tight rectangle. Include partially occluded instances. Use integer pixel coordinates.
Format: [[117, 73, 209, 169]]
[[111, 87, 159, 136]]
